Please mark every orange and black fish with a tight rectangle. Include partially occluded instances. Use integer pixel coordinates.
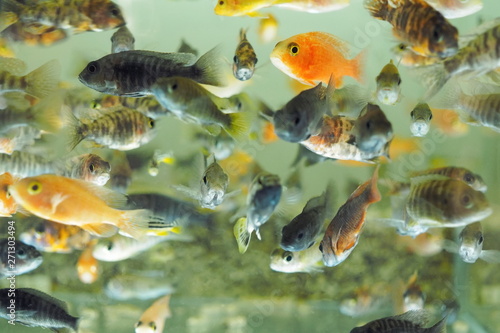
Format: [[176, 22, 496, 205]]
[[233, 28, 258, 81], [319, 165, 381, 266], [364, 0, 458, 58]]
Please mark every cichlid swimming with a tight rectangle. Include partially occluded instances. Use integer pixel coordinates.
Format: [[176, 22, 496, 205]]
[[0, 238, 43, 277], [62, 153, 111, 186], [403, 272, 426, 312], [135, 295, 172, 333], [111, 26, 135, 53], [92, 95, 169, 119], [405, 177, 492, 228], [353, 103, 393, 157], [320, 165, 381, 267], [79, 47, 225, 97], [410, 166, 487, 192], [0, 288, 79, 332], [270, 246, 323, 273], [108, 150, 132, 193], [350, 309, 446, 333], [233, 28, 258, 81], [271, 31, 364, 88], [375, 60, 401, 105], [280, 182, 335, 252], [68, 106, 157, 151], [410, 102, 433, 137], [105, 274, 175, 301], [273, 77, 334, 143], [151, 76, 251, 140], [364, 0, 458, 58]]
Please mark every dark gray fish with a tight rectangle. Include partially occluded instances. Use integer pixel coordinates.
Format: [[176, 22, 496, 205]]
[[273, 78, 333, 143], [280, 182, 334, 252], [353, 103, 393, 156], [0, 288, 79, 332], [78, 47, 225, 97], [0, 239, 42, 277], [177, 38, 199, 56], [350, 309, 446, 333]]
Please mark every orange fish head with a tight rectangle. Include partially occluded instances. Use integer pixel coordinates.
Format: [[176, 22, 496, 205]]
[[271, 38, 307, 83], [8, 176, 60, 217]]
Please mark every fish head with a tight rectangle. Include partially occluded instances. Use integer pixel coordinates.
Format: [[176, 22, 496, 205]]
[[458, 223, 483, 263], [280, 222, 315, 252], [8, 176, 56, 215], [461, 171, 487, 193], [13, 242, 43, 275], [79, 58, 116, 94], [135, 320, 159, 333], [410, 119, 430, 137], [270, 38, 304, 82], [81, 154, 111, 186], [214, 0, 239, 16], [376, 62, 401, 105], [88, 1, 126, 31], [424, 19, 459, 58], [458, 242, 481, 264], [444, 182, 492, 224], [273, 107, 311, 143], [354, 104, 393, 152], [270, 249, 301, 273]]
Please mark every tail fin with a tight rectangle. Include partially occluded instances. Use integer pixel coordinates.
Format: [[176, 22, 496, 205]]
[[225, 109, 253, 141], [30, 93, 64, 132], [364, 0, 389, 20], [118, 209, 174, 239], [194, 46, 227, 87], [413, 62, 450, 101], [62, 108, 85, 151], [350, 48, 367, 85], [234, 217, 251, 254], [24, 59, 61, 98]]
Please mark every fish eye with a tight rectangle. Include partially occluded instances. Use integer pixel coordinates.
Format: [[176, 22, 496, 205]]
[[149, 119, 155, 128], [365, 120, 372, 130], [87, 61, 99, 74], [233, 55, 238, 64], [134, 321, 142, 328], [5, 188, 11, 198], [431, 26, 443, 43], [203, 175, 208, 184], [35, 224, 45, 233], [410, 110, 414, 118], [463, 173, 475, 184], [294, 115, 301, 125], [397, 77, 402, 85], [107, 242, 114, 251], [398, 44, 406, 51], [461, 194, 472, 208], [168, 83, 178, 93], [282, 251, 293, 262], [27, 181, 42, 195], [319, 243, 323, 252], [288, 42, 299, 56], [89, 163, 95, 173], [255, 58, 258, 64], [219, 0, 224, 5], [16, 247, 26, 258], [149, 322, 157, 330], [478, 235, 484, 244], [297, 232, 304, 240], [429, 113, 433, 120], [109, 4, 120, 17]]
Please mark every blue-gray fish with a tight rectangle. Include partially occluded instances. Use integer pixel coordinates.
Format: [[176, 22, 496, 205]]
[[273, 77, 334, 143], [78, 47, 225, 97], [353, 103, 393, 157], [410, 103, 433, 137], [350, 309, 446, 333], [233, 28, 258, 81], [280, 182, 335, 252], [0, 239, 43, 277], [0, 288, 79, 332], [111, 26, 135, 53], [68, 106, 157, 151]]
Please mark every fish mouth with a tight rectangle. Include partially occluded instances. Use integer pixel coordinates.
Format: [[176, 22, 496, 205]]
[[438, 47, 459, 59]]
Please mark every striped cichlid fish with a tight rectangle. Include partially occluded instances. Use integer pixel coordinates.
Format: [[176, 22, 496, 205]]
[[111, 25, 135, 53], [364, 0, 458, 58], [62, 153, 111, 186], [233, 28, 258, 81], [375, 60, 402, 105], [410, 166, 487, 192], [68, 106, 156, 151], [0, 288, 79, 332], [79, 47, 226, 97], [410, 103, 433, 137], [405, 177, 492, 227]]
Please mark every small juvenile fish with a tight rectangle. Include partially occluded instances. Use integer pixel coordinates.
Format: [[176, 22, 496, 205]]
[[111, 26, 135, 53], [0, 58, 60, 99], [258, 14, 278, 43], [405, 177, 492, 228], [364, 0, 458, 58], [0, 0, 125, 34], [403, 272, 426, 312], [273, 77, 334, 143], [9, 174, 170, 238], [194, 130, 236, 161], [320, 165, 381, 267], [79, 47, 225, 97], [68, 107, 157, 151], [135, 295, 172, 333], [151, 76, 251, 140], [271, 31, 364, 87], [173, 154, 230, 210], [0, 288, 79, 332], [234, 173, 282, 253], [353, 103, 393, 157], [148, 150, 174, 177], [270, 246, 323, 273], [424, 0, 482, 19], [442, 221, 500, 264], [61, 153, 111, 186], [105, 274, 174, 301], [350, 309, 446, 333], [77, 243, 99, 284], [0, 238, 43, 277], [410, 166, 487, 192], [0, 172, 17, 216], [280, 182, 334, 252], [233, 28, 258, 81], [410, 102, 433, 137], [375, 60, 401, 105], [20, 220, 94, 253]]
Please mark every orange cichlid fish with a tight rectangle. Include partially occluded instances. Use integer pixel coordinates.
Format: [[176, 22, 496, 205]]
[[8, 174, 169, 239], [135, 295, 172, 333], [0, 172, 17, 216], [319, 165, 381, 266], [77, 242, 99, 284], [270, 31, 365, 88], [364, 0, 459, 58]]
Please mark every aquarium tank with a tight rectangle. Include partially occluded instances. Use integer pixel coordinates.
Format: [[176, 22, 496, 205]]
[[0, 0, 499, 332]]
